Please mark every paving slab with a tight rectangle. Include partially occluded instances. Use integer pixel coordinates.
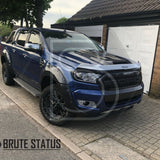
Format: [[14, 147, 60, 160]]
[[85, 137, 149, 160]]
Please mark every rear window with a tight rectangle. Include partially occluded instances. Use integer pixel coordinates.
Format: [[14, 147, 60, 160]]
[[16, 31, 29, 46]]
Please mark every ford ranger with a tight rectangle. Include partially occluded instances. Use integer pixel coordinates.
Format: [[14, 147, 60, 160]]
[[0, 28, 143, 125]]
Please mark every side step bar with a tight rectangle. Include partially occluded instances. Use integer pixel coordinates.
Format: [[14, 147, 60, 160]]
[[14, 78, 41, 97]]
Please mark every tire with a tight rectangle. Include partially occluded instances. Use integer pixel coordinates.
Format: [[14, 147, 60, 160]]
[[126, 105, 134, 110], [40, 84, 69, 126], [123, 105, 134, 111], [2, 63, 14, 86]]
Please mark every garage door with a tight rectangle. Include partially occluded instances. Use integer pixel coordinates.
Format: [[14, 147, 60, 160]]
[[107, 25, 159, 93], [75, 25, 103, 43]]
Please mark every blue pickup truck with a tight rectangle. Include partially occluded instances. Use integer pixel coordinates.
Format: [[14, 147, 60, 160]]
[[0, 28, 143, 125]]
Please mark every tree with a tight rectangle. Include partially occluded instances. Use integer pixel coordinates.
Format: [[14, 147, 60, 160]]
[[0, 0, 30, 27], [0, 0, 53, 28], [34, 0, 53, 28], [56, 17, 68, 24]]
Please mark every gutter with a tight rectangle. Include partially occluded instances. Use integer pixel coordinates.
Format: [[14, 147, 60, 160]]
[[60, 11, 160, 27]]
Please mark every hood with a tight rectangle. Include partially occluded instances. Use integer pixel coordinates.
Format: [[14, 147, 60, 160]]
[[52, 50, 132, 69]]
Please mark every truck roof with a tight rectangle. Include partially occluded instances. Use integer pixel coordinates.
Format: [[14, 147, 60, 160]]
[[16, 27, 75, 33]]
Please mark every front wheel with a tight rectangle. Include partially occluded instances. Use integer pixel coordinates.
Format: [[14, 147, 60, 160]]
[[40, 84, 69, 125], [126, 105, 134, 110], [122, 105, 134, 111]]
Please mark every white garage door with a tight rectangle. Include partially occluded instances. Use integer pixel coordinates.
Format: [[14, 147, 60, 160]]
[[75, 25, 103, 40], [107, 25, 159, 93]]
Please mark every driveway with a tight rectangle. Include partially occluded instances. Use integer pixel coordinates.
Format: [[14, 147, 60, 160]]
[[0, 64, 160, 160], [0, 90, 78, 160]]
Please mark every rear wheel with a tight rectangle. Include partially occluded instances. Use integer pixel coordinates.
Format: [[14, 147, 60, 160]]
[[2, 63, 14, 85], [40, 84, 69, 125]]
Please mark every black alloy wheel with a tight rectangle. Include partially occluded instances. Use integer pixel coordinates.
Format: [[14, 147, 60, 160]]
[[40, 84, 68, 125]]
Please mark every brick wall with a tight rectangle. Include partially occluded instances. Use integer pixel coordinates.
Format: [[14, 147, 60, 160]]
[[102, 25, 107, 49], [150, 30, 160, 97]]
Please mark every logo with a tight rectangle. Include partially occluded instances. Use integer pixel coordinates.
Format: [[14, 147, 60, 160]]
[[0, 139, 61, 150]]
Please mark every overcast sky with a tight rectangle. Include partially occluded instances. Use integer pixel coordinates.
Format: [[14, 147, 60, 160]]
[[43, 0, 92, 28]]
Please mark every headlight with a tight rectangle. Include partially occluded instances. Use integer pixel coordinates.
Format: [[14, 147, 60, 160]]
[[73, 71, 101, 83]]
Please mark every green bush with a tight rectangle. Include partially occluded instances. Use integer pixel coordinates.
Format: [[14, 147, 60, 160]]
[[0, 24, 12, 39]]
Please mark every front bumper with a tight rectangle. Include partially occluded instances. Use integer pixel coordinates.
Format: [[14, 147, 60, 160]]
[[72, 85, 143, 113], [60, 81, 143, 114]]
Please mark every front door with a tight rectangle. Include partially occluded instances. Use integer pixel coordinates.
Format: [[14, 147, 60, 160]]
[[23, 30, 43, 89]]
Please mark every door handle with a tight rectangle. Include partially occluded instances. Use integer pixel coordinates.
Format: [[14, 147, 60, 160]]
[[23, 54, 27, 58], [12, 49, 16, 53]]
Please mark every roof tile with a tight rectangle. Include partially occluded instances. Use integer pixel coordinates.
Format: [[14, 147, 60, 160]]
[[71, 0, 160, 21]]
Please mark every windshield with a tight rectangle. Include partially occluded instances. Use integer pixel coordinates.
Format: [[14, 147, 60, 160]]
[[42, 30, 104, 53]]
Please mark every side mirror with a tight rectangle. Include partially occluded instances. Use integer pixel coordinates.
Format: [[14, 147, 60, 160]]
[[24, 43, 41, 52]]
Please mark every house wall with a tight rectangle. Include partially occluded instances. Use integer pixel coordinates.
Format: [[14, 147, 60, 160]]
[[102, 25, 107, 49], [150, 30, 160, 97]]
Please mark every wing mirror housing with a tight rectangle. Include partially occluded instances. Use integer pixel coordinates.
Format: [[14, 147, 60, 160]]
[[24, 43, 41, 53]]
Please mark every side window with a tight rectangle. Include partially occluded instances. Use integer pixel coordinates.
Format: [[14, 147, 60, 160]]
[[6, 31, 15, 43], [16, 31, 29, 47], [28, 32, 41, 45]]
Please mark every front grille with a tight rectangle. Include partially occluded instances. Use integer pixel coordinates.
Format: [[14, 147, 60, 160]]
[[104, 95, 141, 107], [99, 70, 142, 91]]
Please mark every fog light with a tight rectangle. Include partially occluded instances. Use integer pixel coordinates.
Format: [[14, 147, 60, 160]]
[[77, 100, 97, 108]]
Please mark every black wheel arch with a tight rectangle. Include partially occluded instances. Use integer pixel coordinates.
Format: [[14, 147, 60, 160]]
[[1, 49, 12, 65], [40, 65, 67, 91], [40, 71, 58, 91], [1, 55, 6, 64], [1, 49, 15, 77]]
